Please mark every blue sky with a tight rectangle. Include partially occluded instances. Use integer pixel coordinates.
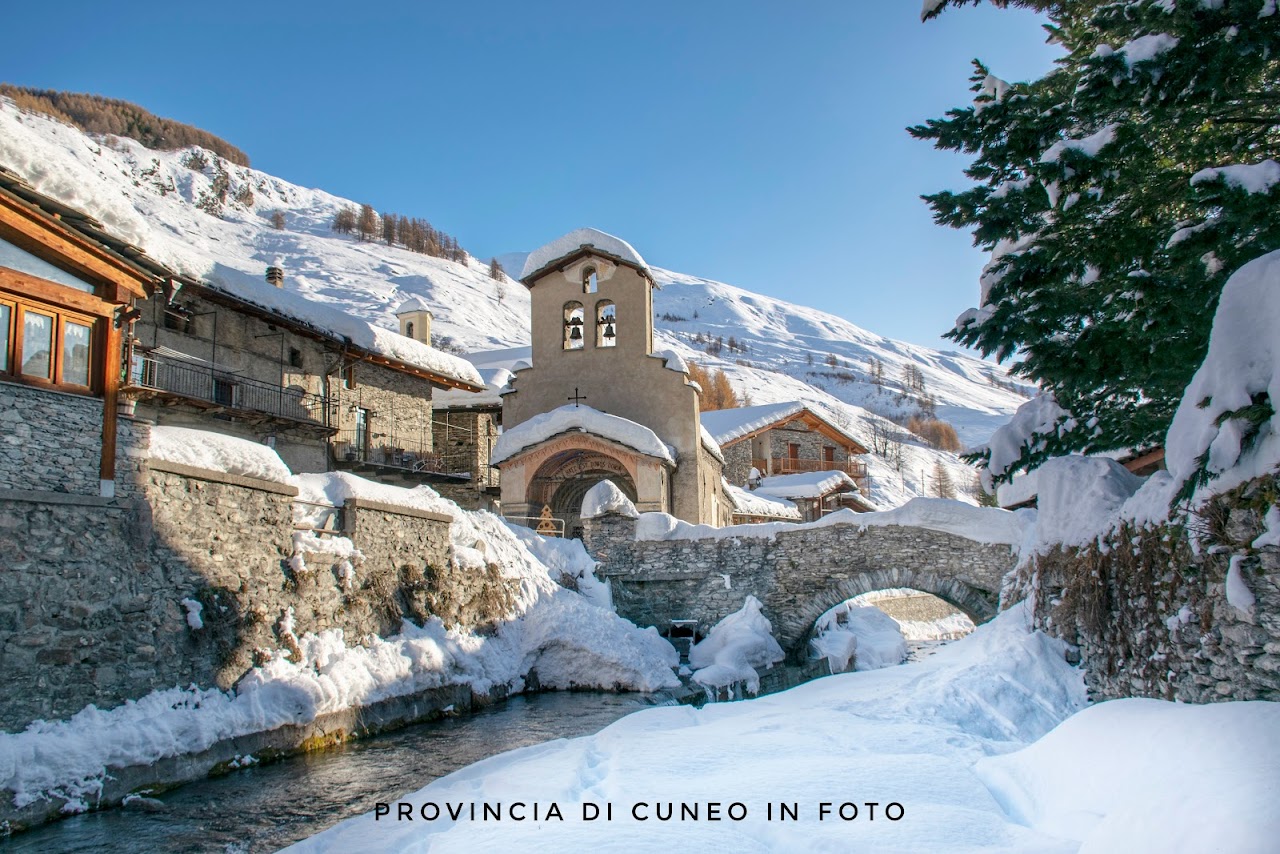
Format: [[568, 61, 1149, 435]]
[[3, 1, 1058, 352]]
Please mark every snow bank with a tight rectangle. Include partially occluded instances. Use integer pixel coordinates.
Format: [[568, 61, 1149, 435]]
[[688, 596, 784, 695], [287, 603, 1091, 853], [492, 405, 676, 465], [1166, 248, 1280, 503], [148, 425, 292, 483], [290, 471, 454, 517], [520, 227, 650, 280], [1030, 455, 1142, 551], [812, 604, 907, 672], [975, 699, 1280, 853], [580, 480, 639, 520]]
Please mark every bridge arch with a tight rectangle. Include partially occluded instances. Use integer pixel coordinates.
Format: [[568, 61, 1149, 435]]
[[775, 568, 998, 663]]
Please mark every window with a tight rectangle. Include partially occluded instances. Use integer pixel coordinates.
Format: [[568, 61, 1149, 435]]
[[405, 321, 414, 339], [824, 446, 835, 464], [582, 266, 598, 294], [163, 304, 192, 333], [289, 347, 303, 369], [0, 297, 95, 391], [22, 310, 53, 379], [62, 320, 92, 387], [563, 301, 584, 350], [596, 300, 617, 348]]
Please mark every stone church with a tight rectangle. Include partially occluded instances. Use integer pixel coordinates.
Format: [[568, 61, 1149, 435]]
[[494, 228, 730, 535]]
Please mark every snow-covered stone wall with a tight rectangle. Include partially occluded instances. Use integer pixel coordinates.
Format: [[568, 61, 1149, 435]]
[[0, 445, 518, 734], [1023, 484, 1280, 704], [583, 512, 1014, 658]]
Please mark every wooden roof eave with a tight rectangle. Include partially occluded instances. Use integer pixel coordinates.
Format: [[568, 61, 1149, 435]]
[[0, 180, 161, 300]]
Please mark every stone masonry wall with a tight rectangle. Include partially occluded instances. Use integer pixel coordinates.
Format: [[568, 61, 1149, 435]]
[[584, 513, 1014, 658], [1026, 492, 1280, 704], [0, 450, 519, 733], [0, 383, 104, 496]]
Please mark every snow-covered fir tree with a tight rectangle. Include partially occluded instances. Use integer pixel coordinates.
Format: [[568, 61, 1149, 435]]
[[914, 0, 1280, 484]]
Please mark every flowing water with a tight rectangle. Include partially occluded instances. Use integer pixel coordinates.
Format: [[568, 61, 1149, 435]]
[[1, 691, 668, 854]]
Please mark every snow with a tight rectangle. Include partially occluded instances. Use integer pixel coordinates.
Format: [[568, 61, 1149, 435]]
[[980, 393, 1074, 488], [973, 699, 1280, 853], [724, 482, 801, 520], [698, 424, 725, 464], [1225, 555, 1257, 615], [753, 470, 858, 501], [394, 296, 431, 315], [1166, 248, 1280, 503], [520, 227, 650, 281], [813, 604, 907, 672], [699, 401, 806, 445], [290, 471, 454, 518], [1101, 33, 1179, 67], [652, 348, 689, 375], [1028, 456, 1143, 552], [179, 599, 204, 631], [287, 603, 1105, 853], [148, 425, 293, 483], [580, 480, 640, 520], [1191, 159, 1280, 195], [492, 404, 676, 466], [688, 596, 785, 695], [1040, 125, 1118, 164], [636, 497, 1027, 547]]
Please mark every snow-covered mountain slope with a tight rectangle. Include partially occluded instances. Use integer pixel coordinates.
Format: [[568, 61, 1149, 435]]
[[0, 98, 1029, 507]]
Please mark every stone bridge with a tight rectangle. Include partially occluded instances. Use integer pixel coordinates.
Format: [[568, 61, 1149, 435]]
[[582, 509, 1020, 662]]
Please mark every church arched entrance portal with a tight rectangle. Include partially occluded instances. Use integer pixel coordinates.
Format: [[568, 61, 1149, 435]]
[[529, 449, 637, 540]]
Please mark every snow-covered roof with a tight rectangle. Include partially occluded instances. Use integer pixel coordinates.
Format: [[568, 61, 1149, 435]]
[[580, 480, 640, 520], [433, 366, 512, 411], [700, 402, 807, 446], [753, 470, 859, 501], [724, 482, 801, 520], [394, 296, 433, 315], [700, 401, 866, 450], [193, 271, 483, 390], [520, 228, 650, 282], [699, 425, 725, 464], [491, 404, 676, 466]]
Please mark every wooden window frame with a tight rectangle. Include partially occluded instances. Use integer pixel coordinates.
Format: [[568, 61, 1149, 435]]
[[0, 292, 100, 396]]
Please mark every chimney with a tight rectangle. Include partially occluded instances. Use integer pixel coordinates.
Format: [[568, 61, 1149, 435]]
[[266, 265, 284, 288]]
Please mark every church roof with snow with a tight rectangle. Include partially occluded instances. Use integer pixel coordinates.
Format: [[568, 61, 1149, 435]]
[[519, 228, 651, 283], [491, 404, 677, 466], [394, 296, 433, 315]]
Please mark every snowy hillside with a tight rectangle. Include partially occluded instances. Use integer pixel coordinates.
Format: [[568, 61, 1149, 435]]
[[0, 98, 1030, 507]]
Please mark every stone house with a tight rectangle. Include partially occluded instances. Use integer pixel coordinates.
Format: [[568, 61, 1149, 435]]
[[497, 228, 730, 535], [126, 269, 485, 485], [700, 401, 871, 496], [0, 166, 161, 499]]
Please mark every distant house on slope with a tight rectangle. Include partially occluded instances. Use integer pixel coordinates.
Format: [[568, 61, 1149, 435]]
[[700, 401, 871, 498]]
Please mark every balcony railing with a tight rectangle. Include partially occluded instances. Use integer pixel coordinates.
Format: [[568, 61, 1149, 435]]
[[332, 428, 453, 475], [130, 351, 334, 427], [752, 456, 870, 493]]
